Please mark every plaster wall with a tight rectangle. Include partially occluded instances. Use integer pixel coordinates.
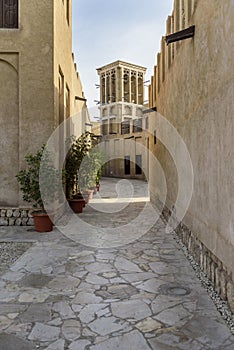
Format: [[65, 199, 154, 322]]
[[53, 0, 89, 138], [0, 0, 54, 206], [149, 0, 234, 282], [0, 0, 89, 207]]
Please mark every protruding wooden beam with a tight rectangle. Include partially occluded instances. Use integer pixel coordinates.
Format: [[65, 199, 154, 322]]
[[165, 25, 195, 45]]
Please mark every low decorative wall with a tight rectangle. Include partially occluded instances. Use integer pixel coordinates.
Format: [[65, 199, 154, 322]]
[[162, 206, 234, 314], [0, 208, 34, 226]]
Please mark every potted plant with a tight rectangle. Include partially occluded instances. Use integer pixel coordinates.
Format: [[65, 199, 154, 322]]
[[65, 132, 92, 212], [96, 168, 102, 192], [16, 145, 60, 232], [65, 132, 105, 206], [78, 138, 105, 202]]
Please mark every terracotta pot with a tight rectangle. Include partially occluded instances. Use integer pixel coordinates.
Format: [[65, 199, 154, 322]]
[[83, 189, 94, 203], [32, 213, 53, 232], [68, 199, 85, 213], [90, 186, 97, 195]]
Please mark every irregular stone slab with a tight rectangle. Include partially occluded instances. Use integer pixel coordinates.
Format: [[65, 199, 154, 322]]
[[90, 330, 151, 349], [0, 303, 27, 314], [93, 336, 112, 345], [7, 313, 19, 319], [48, 318, 63, 326], [52, 301, 75, 319], [102, 272, 116, 278], [149, 262, 172, 275], [0, 291, 18, 302], [77, 281, 96, 292], [76, 255, 95, 263], [136, 278, 166, 293], [62, 319, 81, 341], [144, 249, 160, 257], [109, 277, 127, 284], [6, 322, 31, 334], [41, 266, 53, 274], [86, 262, 114, 274], [151, 295, 181, 314], [182, 316, 232, 349], [183, 300, 197, 313], [20, 303, 52, 323], [114, 257, 142, 272], [135, 317, 162, 333], [18, 273, 53, 288], [19, 291, 50, 303], [28, 323, 60, 342], [45, 339, 65, 350], [148, 337, 180, 350], [68, 339, 91, 350], [72, 304, 83, 313], [111, 300, 151, 321], [96, 307, 110, 317], [0, 281, 6, 288], [0, 333, 35, 350], [86, 273, 108, 285], [68, 250, 94, 260], [96, 252, 115, 260], [96, 284, 138, 300], [89, 316, 127, 336], [154, 304, 191, 326], [73, 292, 103, 304], [148, 337, 205, 350], [154, 332, 205, 350], [121, 272, 156, 283], [2, 271, 25, 282], [78, 304, 108, 323], [82, 327, 97, 337], [0, 315, 13, 329], [48, 276, 80, 291], [73, 270, 87, 278]]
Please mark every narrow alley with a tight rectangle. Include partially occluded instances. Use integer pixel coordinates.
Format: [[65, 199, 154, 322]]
[[0, 178, 233, 349]]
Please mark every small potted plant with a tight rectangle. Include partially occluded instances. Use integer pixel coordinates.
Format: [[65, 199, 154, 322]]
[[65, 133, 91, 212], [16, 145, 60, 232], [96, 168, 102, 192], [65, 132, 105, 207], [78, 141, 105, 202]]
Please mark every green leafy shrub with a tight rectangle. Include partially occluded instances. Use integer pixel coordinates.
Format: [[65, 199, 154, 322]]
[[16, 145, 61, 212]]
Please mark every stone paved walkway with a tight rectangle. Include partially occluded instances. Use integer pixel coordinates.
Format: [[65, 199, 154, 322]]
[[0, 178, 233, 349]]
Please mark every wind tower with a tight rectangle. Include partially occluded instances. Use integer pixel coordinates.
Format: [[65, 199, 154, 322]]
[[97, 60, 147, 136]]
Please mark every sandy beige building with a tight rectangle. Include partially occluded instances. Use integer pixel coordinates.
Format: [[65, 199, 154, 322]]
[[0, 0, 89, 211], [97, 60, 149, 180], [148, 0, 234, 311]]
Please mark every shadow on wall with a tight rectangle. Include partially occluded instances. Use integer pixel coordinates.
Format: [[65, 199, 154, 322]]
[[0, 58, 19, 207]]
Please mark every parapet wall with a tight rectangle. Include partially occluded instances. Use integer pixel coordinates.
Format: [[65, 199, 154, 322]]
[[149, 0, 199, 108]]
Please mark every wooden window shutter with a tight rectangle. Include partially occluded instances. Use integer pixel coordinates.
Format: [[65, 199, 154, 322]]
[[0, 0, 3, 27], [3, 0, 18, 28]]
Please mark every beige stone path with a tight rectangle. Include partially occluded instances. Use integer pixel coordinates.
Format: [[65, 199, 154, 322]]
[[0, 178, 233, 349]]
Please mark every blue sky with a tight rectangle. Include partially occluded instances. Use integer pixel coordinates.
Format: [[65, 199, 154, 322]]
[[72, 0, 174, 112]]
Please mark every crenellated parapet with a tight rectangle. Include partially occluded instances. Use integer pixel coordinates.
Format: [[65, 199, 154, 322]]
[[149, 0, 198, 108]]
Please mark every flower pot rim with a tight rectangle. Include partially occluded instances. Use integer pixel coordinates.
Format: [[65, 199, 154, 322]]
[[32, 211, 48, 216], [68, 198, 85, 202], [82, 189, 94, 194]]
